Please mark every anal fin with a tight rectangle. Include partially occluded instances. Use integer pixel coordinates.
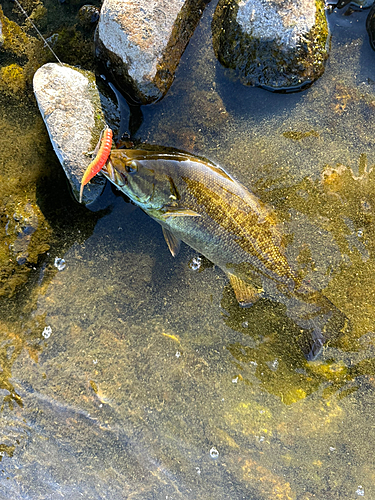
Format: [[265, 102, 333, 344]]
[[228, 273, 261, 307], [162, 227, 181, 257]]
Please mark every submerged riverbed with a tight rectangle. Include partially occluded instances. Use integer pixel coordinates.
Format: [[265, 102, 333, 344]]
[[1, 1, 375, 499]]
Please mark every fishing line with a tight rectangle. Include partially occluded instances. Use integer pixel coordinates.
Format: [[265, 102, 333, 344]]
[[13, 0, 63, 66]]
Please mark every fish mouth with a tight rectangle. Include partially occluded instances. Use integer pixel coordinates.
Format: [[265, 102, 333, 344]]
[[101, 160, 128, 187]]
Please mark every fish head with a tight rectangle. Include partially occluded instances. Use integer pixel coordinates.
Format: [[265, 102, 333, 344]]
[[103, 150, 169, 209]]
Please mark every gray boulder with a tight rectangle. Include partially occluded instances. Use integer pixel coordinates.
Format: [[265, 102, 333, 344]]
[[212, 0, 330, 91], [33, 63, 118, 205], [95, 0, 210, 104]]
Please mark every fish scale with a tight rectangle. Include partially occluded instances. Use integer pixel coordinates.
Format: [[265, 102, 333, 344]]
[[181, 175, 294, 284]]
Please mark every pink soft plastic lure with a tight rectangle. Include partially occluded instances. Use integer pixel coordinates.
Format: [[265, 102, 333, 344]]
[[79, 127, 113, 203]]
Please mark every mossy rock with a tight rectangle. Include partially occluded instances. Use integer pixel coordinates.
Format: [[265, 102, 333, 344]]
[[212, 0, 330, 92], [0, 63, 27, 96], [0, 5, 30, 58], [0, 198, 52, 298]]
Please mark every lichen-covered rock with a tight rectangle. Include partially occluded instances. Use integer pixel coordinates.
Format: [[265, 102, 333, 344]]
[[95, 0, 210, 104], [33, 63, 118, 205], [212, 0, 330, 92]]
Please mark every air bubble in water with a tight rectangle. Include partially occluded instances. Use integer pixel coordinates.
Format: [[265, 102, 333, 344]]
[[189, 256, 201, 271], [54, 257, 66, 271], [42, 326, 52, 339], [356, 486, 365, 496]]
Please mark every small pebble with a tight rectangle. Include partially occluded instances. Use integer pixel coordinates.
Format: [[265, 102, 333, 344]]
[[210, 447, 219, 459]]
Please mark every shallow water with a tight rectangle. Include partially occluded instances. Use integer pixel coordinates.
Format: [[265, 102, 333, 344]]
[[2, 1, 375, 499]]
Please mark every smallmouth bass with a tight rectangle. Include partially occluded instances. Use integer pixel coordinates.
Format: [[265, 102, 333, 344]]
[[100, 147, 348, 360]]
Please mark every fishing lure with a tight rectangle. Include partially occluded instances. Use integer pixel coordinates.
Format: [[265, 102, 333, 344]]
[[79, 127, 113, 203]]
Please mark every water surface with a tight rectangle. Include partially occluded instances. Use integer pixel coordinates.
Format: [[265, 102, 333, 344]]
[[1, 2, 375, 499]]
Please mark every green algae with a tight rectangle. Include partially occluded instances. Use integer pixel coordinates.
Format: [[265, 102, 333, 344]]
[[0, 111, 52, 297], [252, 155, 375, 344], [0, 63, 26, 96], [0, 0, 102, 100], [283, 130, 320, 141], [50, 26, 96, 69], [0, 97, 105, 430], [0, 443, 16, 461], [299, 0, 330, 80], [0, 5, 31, 58], [0, 6, 49, 96]]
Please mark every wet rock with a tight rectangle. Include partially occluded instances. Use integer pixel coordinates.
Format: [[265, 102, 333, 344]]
[[10, 203, 39, 266], [0, 200, 52, 297], [95, 0, 210, 104], [338, 0, 374, 9], [353, 0, 374, 7], [230, 455, 296, 500], [0, 12, 3, 48], [212, 0, 330, 92], [367, 2, 375, 51], [33, 63, 112, 205]]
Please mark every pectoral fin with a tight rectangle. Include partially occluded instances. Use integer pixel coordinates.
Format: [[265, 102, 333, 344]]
[[228, 273, 261, 307], [161, 208, 201, 219], [162, 227, 181, 257]]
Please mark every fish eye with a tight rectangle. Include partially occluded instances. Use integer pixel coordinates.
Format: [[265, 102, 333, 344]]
[[125, 161, 138, 173]]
